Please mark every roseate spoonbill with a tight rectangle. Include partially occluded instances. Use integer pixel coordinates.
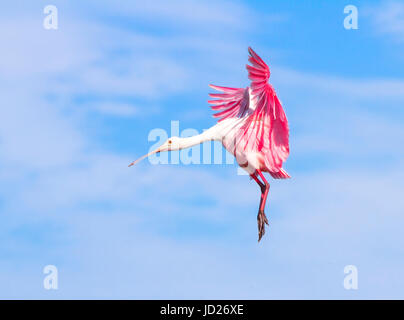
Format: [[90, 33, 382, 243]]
[[129, 47, 290, 241]]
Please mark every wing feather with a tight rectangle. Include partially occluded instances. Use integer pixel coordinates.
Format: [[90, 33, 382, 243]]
[[240, 47, 290, 174], [207, 48, 290, 177], [208, 85, 249, 122]]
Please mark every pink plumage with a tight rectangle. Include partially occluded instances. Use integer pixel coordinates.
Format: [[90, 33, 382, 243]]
[[208, 47, 290, 180]]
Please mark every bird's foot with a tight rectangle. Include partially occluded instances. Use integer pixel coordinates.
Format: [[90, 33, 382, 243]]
[[257, 210, 269, 242]]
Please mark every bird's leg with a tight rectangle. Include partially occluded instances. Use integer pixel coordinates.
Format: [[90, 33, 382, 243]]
[[251, 170, 270, 241]]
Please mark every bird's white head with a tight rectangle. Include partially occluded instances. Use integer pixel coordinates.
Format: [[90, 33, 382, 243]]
[[157, 136, 182, 152], [128, 136, 181, 167]]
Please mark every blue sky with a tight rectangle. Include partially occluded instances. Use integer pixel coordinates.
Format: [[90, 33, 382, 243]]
[[0, 0, 403, 299]]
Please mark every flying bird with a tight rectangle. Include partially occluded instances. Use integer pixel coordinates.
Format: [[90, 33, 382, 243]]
[[129, 47, 290, 241]]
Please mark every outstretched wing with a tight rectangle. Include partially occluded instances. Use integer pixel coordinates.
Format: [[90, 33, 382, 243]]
[[208, 85, 249, 122], [242, 47, 290, 175]]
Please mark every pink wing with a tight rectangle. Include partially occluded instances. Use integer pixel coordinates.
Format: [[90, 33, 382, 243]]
[[208, 85, 249, 122], [242, 47, 290, 176]]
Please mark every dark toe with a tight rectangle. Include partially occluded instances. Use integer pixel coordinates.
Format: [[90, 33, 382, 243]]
[[257, 211, 269, 241]]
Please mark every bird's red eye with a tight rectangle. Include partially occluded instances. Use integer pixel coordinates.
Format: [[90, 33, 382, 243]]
[[168, 140, 172, 144]]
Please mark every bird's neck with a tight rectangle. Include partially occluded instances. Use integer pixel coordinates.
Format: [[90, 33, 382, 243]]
[[178, 129, 217, 149]]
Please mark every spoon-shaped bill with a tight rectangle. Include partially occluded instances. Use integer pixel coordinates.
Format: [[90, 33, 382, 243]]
[[128, 149, 160, 167]]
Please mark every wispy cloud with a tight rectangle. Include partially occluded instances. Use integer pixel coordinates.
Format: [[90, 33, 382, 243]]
[[367, 1, 404, 42], [88, 102, 139, 117], [85, 0, 253, 29], [274, 66, 404, 100], [2, 163, 404, 299]]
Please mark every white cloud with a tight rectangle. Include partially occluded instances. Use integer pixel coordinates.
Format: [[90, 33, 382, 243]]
[[0, 87, 85, 169], [274, 66, 404, 100], [367, 1, 404, 42], [85, 0, 254, 29], [291, 109, 404, 158], [2, 163, 404, 299], [88, 102, 139, 117]]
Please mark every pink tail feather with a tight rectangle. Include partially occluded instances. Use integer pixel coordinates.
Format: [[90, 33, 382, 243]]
[[269, 168, 290, 179]]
